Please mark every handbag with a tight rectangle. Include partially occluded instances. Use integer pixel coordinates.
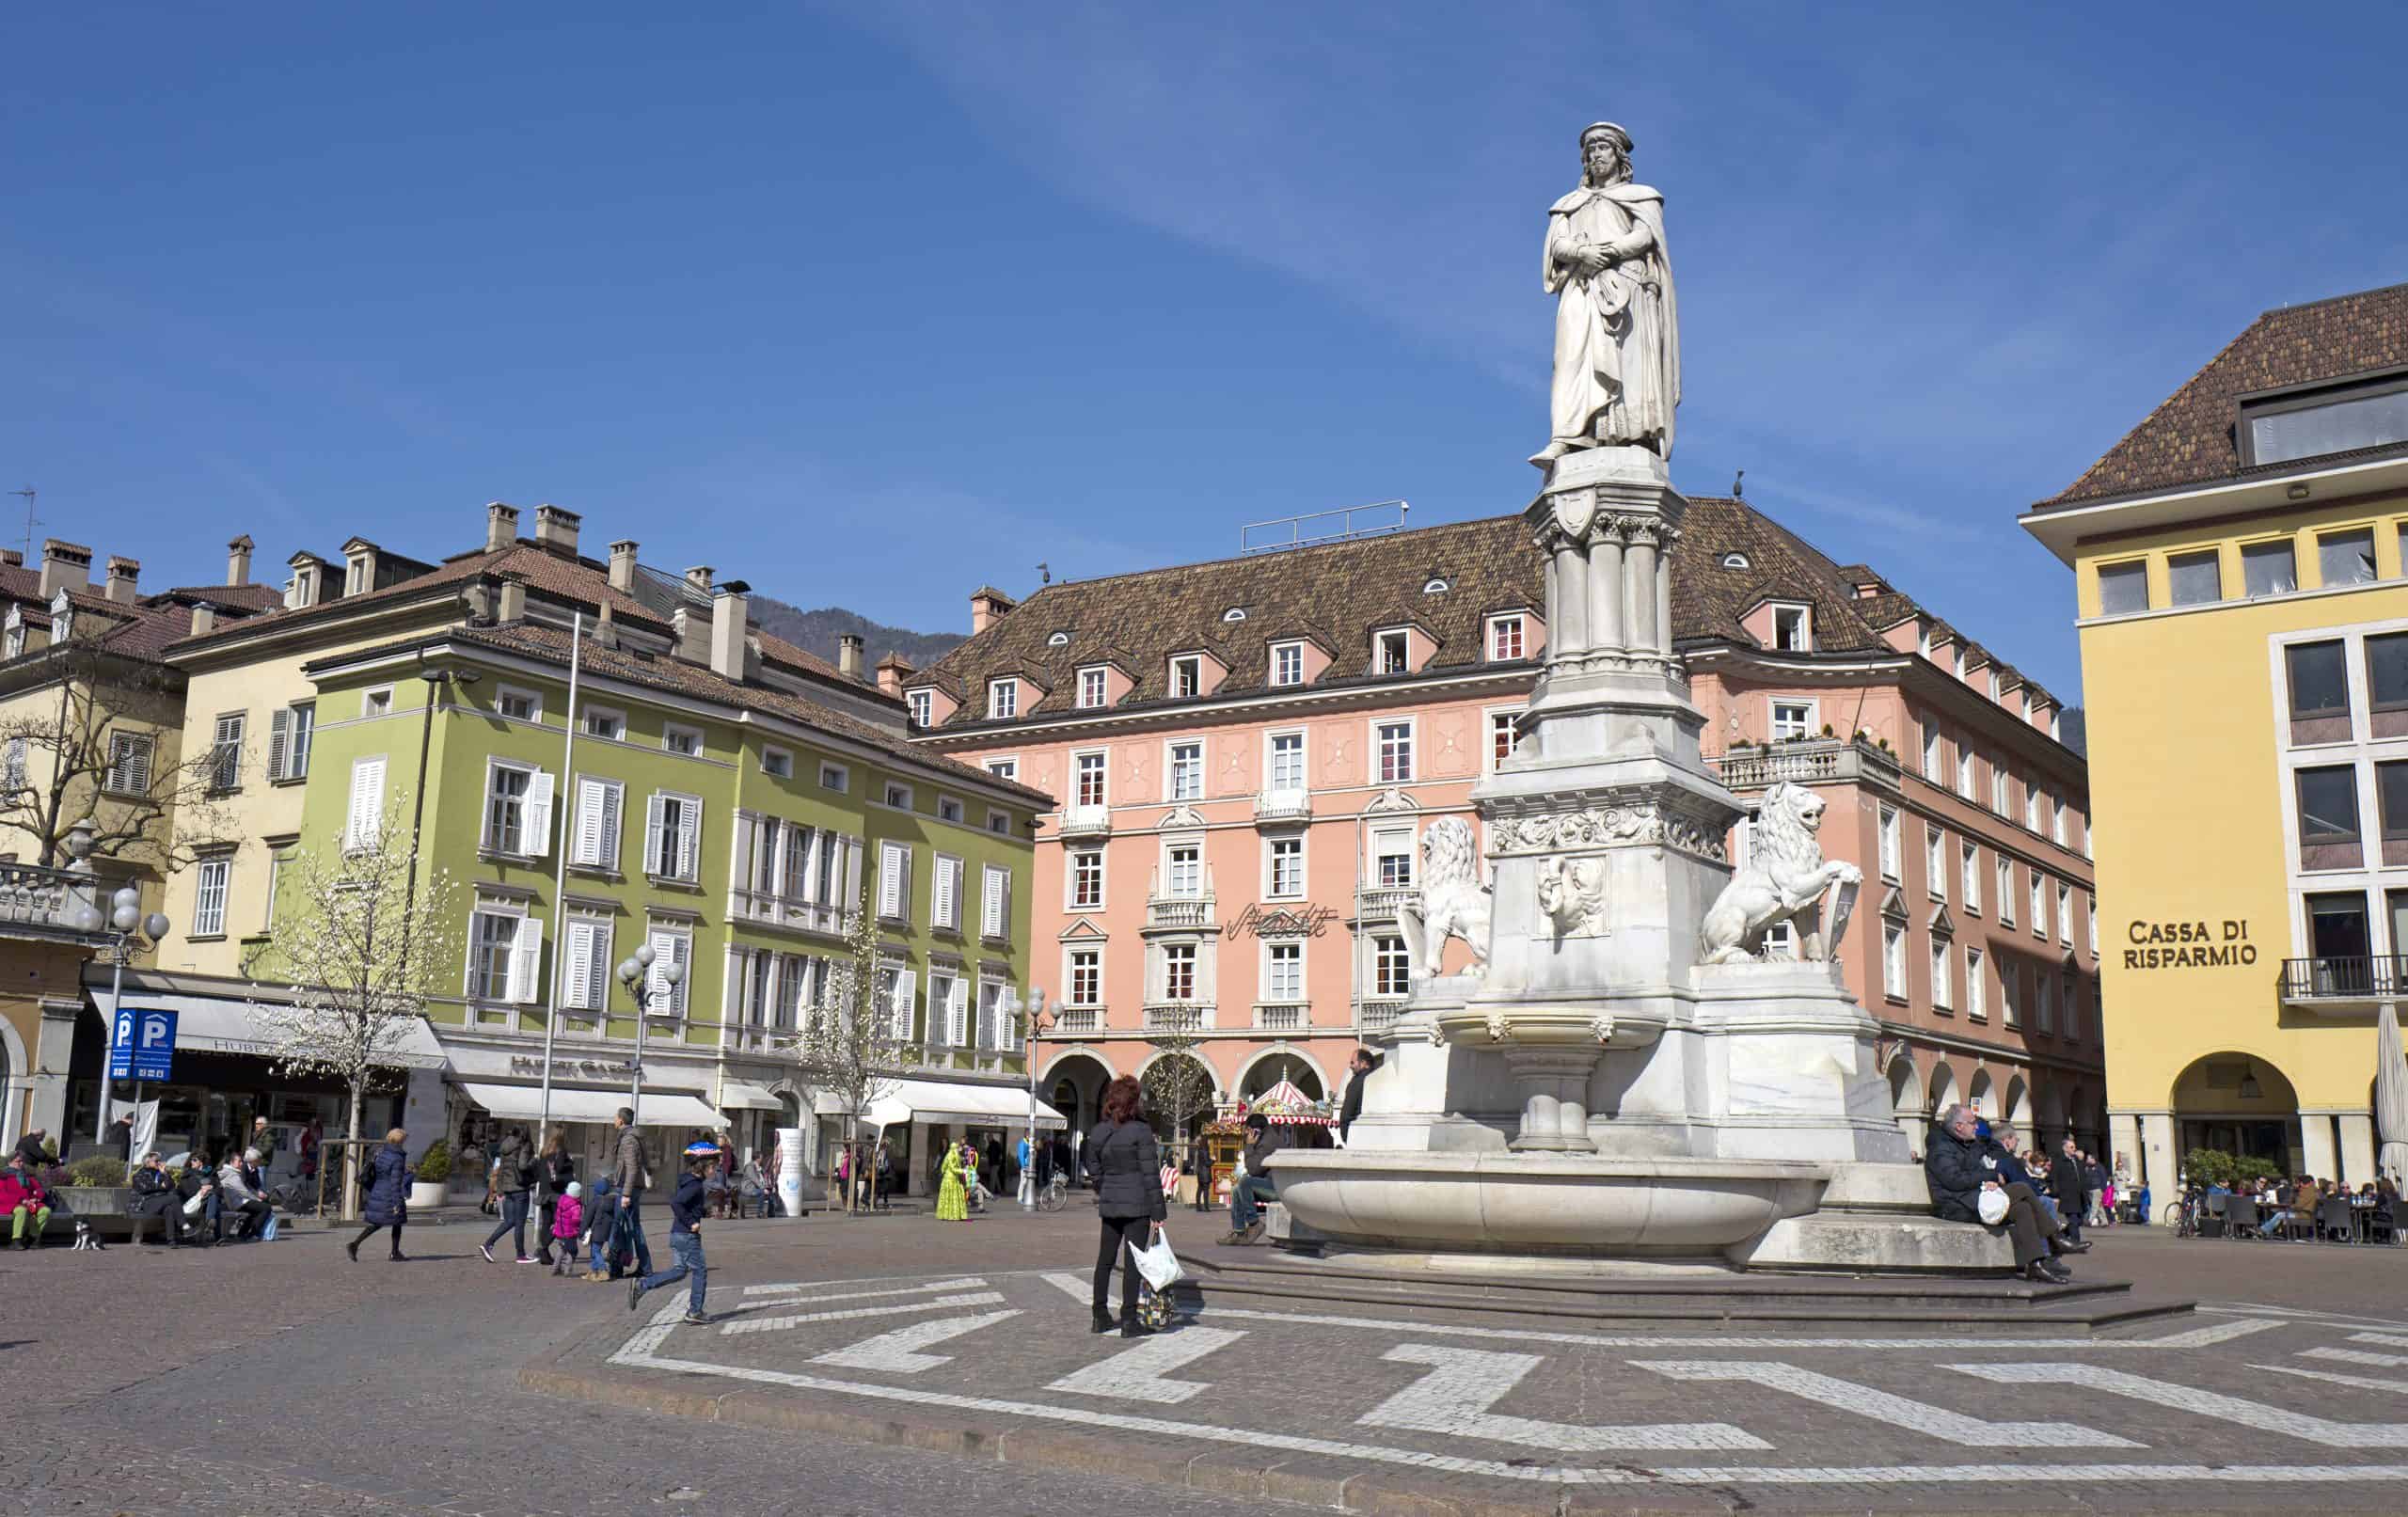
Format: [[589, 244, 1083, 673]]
[[1133, 1225, 1184, 1291], [260, 1213, 279, 1242]]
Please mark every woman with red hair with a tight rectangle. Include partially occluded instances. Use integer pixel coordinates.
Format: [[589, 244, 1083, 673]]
[[1082, 1074, 1166, 1336]]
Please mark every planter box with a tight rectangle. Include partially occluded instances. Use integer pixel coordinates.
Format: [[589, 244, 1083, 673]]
[[406, 1180, 447, 1209], [55, 1185, 131, 1217]]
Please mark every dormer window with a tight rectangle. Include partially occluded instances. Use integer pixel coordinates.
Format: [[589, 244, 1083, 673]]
[[1376, 628, 1411, 675], [1047, 631, 1070, 647], [907, 689, 933, 727], [988, 679, 1018, 719], [48, 592, 72, 644], [2241, 370, 2408, 466], [1987, 672, 2001, 700], [1720, 552, 1751, 570], [1077, 666, 1107, 708], [1422, 577, 1450, 594], [1487, 613, 1527, 662], [1170, 655, 1202, 699], [1270, 641, 1305, 687], [1222, 607, 1247, 623], [1769, 604, 1810, 653]]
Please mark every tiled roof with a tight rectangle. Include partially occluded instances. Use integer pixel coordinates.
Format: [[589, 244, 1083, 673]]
[[157, 583, 288, 612], [911, 497, 2049, 728], [449, 623, 1052, 807], [2042, 281, 2408, 508], [167, 542, 670, 654]]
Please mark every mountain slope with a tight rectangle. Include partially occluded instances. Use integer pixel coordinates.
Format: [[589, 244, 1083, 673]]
[[751, 597, 963, 670]]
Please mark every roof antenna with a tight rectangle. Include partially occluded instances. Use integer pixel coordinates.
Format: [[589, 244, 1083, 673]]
[[1037, 561, 1052, 586], [1731, 470, 1745, 499], [8, 487, 34, 561]]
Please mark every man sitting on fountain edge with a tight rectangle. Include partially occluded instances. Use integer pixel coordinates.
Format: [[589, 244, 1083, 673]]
[[1925, 1103, 2075, 1285]]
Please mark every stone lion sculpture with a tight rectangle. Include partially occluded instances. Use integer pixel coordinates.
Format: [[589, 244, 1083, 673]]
[[1698, 782, 1861, 963], [1402, 816, 1491, 975]]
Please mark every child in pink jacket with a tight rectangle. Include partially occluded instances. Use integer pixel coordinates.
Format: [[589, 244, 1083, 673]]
[[549, 1182, 584, 1276]]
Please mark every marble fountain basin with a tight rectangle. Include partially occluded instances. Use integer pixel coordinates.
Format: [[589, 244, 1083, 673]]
[[1268, 1149, 1830, 1256]]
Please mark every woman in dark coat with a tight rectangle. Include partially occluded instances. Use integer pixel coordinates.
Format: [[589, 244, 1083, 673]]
[[347, 1127, 414, 1263], [534, 1127, 577, 1265], [1081, 1075, 1169, 1338]]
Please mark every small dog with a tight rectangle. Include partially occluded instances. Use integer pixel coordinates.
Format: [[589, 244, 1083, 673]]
[[69, 1218, 104, 1251]]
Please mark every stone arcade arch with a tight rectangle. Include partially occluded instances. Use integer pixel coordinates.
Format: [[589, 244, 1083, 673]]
[[2004, 1074, 2034, 1130], [1039, 1050, 1117, 1144], [2170, 1051, 2301, 1176], [1236, 1045, 1329, 1104], [1887, 1053, 1926, 1159], [1928, 1061, 1962, 1122], [1968, 1068, 1997, 1120]]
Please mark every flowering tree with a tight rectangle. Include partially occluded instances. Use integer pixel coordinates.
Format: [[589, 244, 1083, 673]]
[[1142, 1023, 1218, 1195], [792, 887, 907, 1210], [246, 801, 458, 1219]]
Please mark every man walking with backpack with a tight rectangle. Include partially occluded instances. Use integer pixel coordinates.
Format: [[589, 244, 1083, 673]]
[[480, 1126, 537, 1264]]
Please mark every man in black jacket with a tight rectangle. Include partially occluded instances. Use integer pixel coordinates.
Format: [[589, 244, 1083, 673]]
[[2052, 1136, 2088, 1245], [1339, 1048, 1384, 1143], [629, 1141, 715, 1325], [127, 1151, 186, 1246], [1927, 1104, 2067, 1284]]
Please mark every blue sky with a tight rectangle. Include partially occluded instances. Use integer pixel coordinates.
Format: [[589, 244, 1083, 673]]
[[8, 5, 2403, 699]]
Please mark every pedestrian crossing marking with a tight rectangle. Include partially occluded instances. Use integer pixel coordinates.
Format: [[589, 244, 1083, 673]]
[[1952, 1362, 2408, 1446], [811, 1310, 1022, 1373], [1047, 1327, 1245, 1405], [2262, 1363, 2408, 1394], [1640, 1361, 2141, 1448], [721, 1290, 1006, 1336], [1364, 1345, 1768, 1451]]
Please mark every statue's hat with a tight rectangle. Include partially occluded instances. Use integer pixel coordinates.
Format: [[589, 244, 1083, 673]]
[[1580, 120, 1633, 151]]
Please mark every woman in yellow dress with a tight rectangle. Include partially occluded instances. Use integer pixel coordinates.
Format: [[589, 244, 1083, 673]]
[[935, 1139, 971, 1222]]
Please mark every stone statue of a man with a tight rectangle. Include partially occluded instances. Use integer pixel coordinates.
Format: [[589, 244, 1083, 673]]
[[1532, 121, 1680, 467]]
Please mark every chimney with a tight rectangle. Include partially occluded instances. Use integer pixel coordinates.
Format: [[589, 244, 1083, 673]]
[[532, 504, 581, 559], [968, 585, 1018, 635], [484, 501, 519, 554], [593, 600, 619, 648], [875, 652, 914, 698], [711, 581, 751, 680], [498, 578, 527, 622], [0, 550, 20, 568], [608, 539, 639, 593], [226, 534, 254, 586], [837, 633, 864, 680], [104, 556, 139, 604], [189, 604, 216, 637], [685, 565, 714, 594], [39, 540, 91, 600], [673, 605, 711, 665]]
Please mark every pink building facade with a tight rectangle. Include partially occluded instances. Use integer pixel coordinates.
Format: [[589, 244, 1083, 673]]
[[907, 499, 2102, 1156]]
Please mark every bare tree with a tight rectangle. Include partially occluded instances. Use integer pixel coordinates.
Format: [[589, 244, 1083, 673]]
[[792, 887, 906, 1212], [246, 802, 459, 1220], [1142, 1021, 1218, 1204], [0, 640, 234, 869]]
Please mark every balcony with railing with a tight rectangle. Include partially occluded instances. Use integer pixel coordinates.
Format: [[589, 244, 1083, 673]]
[[1353, 884, 1418, 924], [1253, 1002, 1307, 1033], [2280, 956, 2398, 1009], [1711, 735, 1901, 794], [1058, 804, 1113, 840], [0, 855, 104, 940], [1051, 1005, 1104, 1037], [1356, 996, 1409, 1032], [1255, 788, 1312, 826], [1146, 893, 1214, 931], [1143, 1002, 1214, 1034]]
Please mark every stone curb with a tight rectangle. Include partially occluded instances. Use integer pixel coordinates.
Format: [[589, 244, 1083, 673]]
[[519, 1335, 2408, 1517]]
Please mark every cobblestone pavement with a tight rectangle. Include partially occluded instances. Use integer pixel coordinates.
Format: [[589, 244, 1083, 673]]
[[12, 1205, 2408, 1514]]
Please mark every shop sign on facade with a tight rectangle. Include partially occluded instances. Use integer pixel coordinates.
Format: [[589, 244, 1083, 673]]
[[2123, 918, 2257, 971]]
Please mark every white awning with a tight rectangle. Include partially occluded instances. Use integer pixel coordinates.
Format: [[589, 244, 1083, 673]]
[[863, 1078, 1065, 1131], [718, 1081, 787, 1113], [440, 1042, 710, 1095], [457, 1082, 721, 1130], [116, 992, 446, 1069]]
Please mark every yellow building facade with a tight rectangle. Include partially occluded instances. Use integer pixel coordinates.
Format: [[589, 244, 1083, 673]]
[[2028, 281, 2408, 1193]]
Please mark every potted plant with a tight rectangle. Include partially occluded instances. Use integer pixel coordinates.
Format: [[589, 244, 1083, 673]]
[[407, 1138, 452, 1210], [55, 1153, 131, 1235]]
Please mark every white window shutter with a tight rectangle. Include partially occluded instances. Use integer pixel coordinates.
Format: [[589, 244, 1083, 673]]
[[982, 866, 1006, 938], [265, 708, 291, 782], [1001, 989, 1022, 1051], [879, 844, 904, 918], [522, 770, 554, 857], [573, 780, 603, 866], [947, 977, 969, 1047], [598, 782, 621, 865], [934, 858, 957, 928], [844, 836, 863, 909], [892, 969, 917, 1041], [346, 757, 386, 848], [510, 915, 543, 1003], [644, 793, 666, 876], [648, 930, 686, 1014], [731, 812, 754, 894], [677, 799, 699, 880]]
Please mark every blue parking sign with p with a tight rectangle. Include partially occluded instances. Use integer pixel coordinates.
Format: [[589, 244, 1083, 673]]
[[109, 1007, 176, 1082]]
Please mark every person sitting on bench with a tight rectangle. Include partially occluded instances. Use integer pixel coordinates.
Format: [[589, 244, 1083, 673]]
[[0, 1152, 52, 1250], [129, 1152, 189, 1245]]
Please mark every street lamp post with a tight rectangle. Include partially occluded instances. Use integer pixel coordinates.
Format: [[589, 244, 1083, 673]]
[[616, 943, 686, 1129], [1016, 987, 1052, 1209], [76, 885, 172, 1144]]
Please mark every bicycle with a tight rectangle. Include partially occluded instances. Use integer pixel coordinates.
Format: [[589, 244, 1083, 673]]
[[1037, 1172, 1068, 1212]]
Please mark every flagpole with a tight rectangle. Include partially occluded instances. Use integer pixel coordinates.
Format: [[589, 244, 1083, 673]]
[[536, 612, 583, 1140]]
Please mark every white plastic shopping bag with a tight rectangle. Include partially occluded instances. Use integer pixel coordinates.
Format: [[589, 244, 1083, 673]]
[[1133, 1225, 1184, 1291], [1977, 1186, 2009, 1225]]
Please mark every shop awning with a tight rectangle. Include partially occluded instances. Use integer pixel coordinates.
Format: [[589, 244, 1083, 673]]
[[718, 1081, 787, 1113], [457, 1082, 721, 1130], [114, 992, 447, 1069], [863, 1078, 1066, 1131]]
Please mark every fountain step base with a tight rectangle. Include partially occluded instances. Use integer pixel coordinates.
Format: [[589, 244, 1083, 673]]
[[1201, 1224, 2184, 1336]]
